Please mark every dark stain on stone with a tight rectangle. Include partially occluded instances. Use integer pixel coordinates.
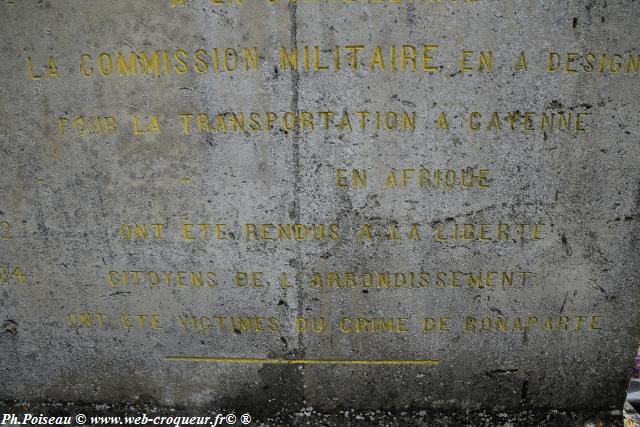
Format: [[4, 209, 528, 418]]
[[3, 320, 18, 336], [559, 232, 572, 256], [548, 100, 564, 110], [521, 379, 529, 403], [490, 307, 503, 315], [560, 291, 569, 313], [218, 351, 305, 417]]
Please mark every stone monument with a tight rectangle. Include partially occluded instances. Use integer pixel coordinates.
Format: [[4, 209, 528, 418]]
[[1, 0, 639, 424]]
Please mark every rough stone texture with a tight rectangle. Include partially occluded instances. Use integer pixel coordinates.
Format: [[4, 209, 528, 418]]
[[1, 0, 639, 421], [0, 401, 628, 427]]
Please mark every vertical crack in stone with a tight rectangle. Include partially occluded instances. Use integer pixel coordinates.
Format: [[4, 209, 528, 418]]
[[288, 0, 305, 363]]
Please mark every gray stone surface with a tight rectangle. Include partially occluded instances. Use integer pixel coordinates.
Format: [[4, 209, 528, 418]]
[[1, 0, 640, 419]]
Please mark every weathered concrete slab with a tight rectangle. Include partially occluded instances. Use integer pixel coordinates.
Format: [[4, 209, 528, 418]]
[[0, 0, 639, 419]]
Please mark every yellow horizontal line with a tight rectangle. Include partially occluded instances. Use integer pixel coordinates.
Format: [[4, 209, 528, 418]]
[[165, 356, 439, 366]]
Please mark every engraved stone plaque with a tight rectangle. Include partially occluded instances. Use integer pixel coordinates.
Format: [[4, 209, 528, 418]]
[[1, 0, 639, 423]]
